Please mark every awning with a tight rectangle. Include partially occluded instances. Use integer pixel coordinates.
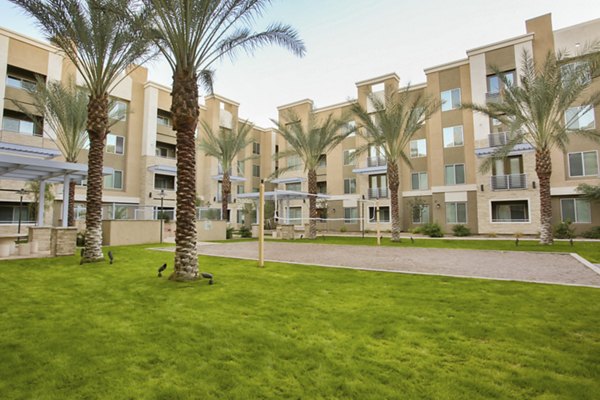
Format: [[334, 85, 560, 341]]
[[148, 165, 177, 176], [237, 189, 330, 201], [475, 143, 534, 157], [352, 165, 387, 174], [270, 177, 306, 184], [211, 174, 246, 182], [0, 142, 61, 159]]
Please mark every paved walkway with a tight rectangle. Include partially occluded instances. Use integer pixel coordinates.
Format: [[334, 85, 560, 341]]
[[187, 241, 600, 287]]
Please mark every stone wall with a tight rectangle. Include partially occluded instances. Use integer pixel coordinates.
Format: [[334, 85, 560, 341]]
[[28, 227, 52, 252], [51, 227, 77, 256]]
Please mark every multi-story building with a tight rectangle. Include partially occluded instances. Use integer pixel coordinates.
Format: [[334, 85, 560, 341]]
[[1, 13, 599, 236], [0, 27, 276, 232]]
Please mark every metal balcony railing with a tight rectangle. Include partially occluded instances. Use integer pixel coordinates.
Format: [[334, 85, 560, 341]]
[[490, 174, 527, 190], [485, 92, 502, 104], [368, 187, 389, 199], [488, 131, 522, 147], [367, 156, 387, 167]]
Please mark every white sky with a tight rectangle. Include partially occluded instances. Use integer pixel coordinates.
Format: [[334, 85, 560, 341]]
[[1, 0, 599, 127]]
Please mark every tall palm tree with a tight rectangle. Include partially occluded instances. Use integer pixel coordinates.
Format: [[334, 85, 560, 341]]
[[351, 88, 440, 242], [145, 0, 305, 281], [272, 112, 350, 239], [199, 120, 255, 221], [10, 0, 153, 262], [12, 78, 88, 226], [463, 48, 600, 244]]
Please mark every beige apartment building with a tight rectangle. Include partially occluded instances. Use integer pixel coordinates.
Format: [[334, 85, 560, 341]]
[[1, 13, 599, 236]]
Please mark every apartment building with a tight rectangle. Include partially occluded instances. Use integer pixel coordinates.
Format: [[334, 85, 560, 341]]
[[1, 13, 599, 236], [272, 14, 600, 235], [0, 27, 275, 232]]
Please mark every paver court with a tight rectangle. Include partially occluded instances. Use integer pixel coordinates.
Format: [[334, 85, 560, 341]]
[[184, 241, 600, 288]]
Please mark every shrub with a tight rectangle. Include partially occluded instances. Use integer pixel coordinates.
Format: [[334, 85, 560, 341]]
[[410, 226, 424, 234], [452, 224, 471, 237], [554, 221, 575, 239], [582, 226, 600, 239], [339, 225, 348, 233], [487, 232, 497, 238], [76, 232, 85, 247], [239, 225, 252, 238], [226, 227, 234, 239], [423, 223, 444, 238]]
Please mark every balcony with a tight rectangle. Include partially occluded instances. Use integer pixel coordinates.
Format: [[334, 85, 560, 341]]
[[485, 92, 502, 104], [367, 155, 387, 167], [490, 174, 527, 190], [215, 193, 232, 202], [488, 131, 522, 147], [368, 187, 389, 199]]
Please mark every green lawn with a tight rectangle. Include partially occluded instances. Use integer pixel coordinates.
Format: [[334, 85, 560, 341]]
[[1, 244, 599, 399], [282, 235, 600, 263]]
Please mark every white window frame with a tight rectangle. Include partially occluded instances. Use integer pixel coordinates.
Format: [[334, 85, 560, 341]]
[[153, 173, 175, 191], [344, 207, 358, 223], [344, 178, 356, 194], [104, 170, 123, 190], [411, 172, 428, 190], [565, 105, 596, 131], [489, 199, 531, 224], [443, 125, 464, 148], [109, 100, 128, 121], [444, 164, 466, 185], [560, 198, 592, 224], [441, 88, 461, 112], [412, 204, 430, 225], [106, 134, 125, 155], [567, 150, 598, 177], [410, 139, 427, 158], [343, 149, 356, 165]]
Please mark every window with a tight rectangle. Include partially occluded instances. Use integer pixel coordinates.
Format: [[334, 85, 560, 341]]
[[344, 149, 356, 165], [491, 201, 529, 222], [288, 207, 302, 224], [344, 121, 356, 137], [443, 125, 464, 147], [411, 172, 428, 190], [286, 182, 301, 192], [561, 198, 592, 223], [445, 164, 465, 185], [0, 202, 32, 223], [369, 174, 388, 198], [317, 181, 327, 194], [154, 174, 175, 190], [109, 100, 127, 121], [344, 207, 358, 223], [2, 116, 37, 136], [565, 106, 595, 130], [252, 165, 260, 177], [412, 204, 430, 224], [237, 185, 245, 195], [368, 206, 390, 222], [441, 88, 461, 111], [155, 142, 176, 159], [344, 178, 356, 194], [252, 142, 260, 155], [287, 155, 301, 170], [446, 202, 467, 224], [104, 170, 123, 190], [106, 134, 125, 155], [561, 61, 591, 85], [318, 154, 327, 167], [410, 139, 427, 158], [237, 160, 245, 176], [157, 110, 171, 126], [6, 75, 36, 91], [568, 151, 598, 177], [487, 70, 515, 94]]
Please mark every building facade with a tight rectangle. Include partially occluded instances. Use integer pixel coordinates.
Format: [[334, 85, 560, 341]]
[[1, 13, 599, 236]]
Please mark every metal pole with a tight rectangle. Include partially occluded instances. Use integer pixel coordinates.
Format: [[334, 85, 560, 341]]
[[258, 180, 265, 267], [160, 189, 164, 244], [376, 198, 381, 246], [17, 191, 24, 235], [62, 175, 70, 227], [37, 180, 46, 226]]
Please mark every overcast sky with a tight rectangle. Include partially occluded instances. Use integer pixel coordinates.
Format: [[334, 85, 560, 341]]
[[1, 0, 599, 127]]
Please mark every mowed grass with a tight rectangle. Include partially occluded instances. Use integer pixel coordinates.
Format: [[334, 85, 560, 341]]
[[1, 244, 599, 399], [286, 235, 600, 263]]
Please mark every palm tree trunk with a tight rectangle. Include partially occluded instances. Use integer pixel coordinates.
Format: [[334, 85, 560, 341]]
[[82, 94, 108, 263], [221, 172, 231, 221], [170, 69, 199, 281], [308, 169, 317, 239], [536, 149, 553, 244], [68, 179, 76, 227], [388, 161, 401, 242]]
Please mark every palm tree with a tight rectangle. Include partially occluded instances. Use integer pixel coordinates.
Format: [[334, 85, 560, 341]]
[[12, 78, 88, 227], [145, 0, 305, 281], [351, 88, 440, 242], [199, 120, 255, 221], [463, 48, 600, 244], [272, 112, 350, 239], [10, 0, 153, 262]]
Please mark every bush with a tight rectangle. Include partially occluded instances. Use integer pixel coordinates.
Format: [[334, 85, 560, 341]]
[[452, 224, 471, 237], [422, 223, 444, 238], [410, 226, 424, 234], [554, 221, 575, 239], [239, 225, 252, 238], [339, 225, 347, 233], [76, 232, 85, 247], [582, 226, 600, 239], [226, 227, 234, 239]]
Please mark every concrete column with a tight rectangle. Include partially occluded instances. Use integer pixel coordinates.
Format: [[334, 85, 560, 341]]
[[62, 175, 70, 227], [37, 180, 46, 226]]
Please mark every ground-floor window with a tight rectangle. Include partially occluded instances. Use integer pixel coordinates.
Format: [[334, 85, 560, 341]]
[[446, 202, 467, 224], [561, 198, 591, 223], [412, 204, 430, 224], [491, 200, 529, 223], [344, 207, 358, 223], [288, 207, 302, 224], [368, 206, 390, 223], [154, 174, 175, 190], [0, 202, 32, 224]]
